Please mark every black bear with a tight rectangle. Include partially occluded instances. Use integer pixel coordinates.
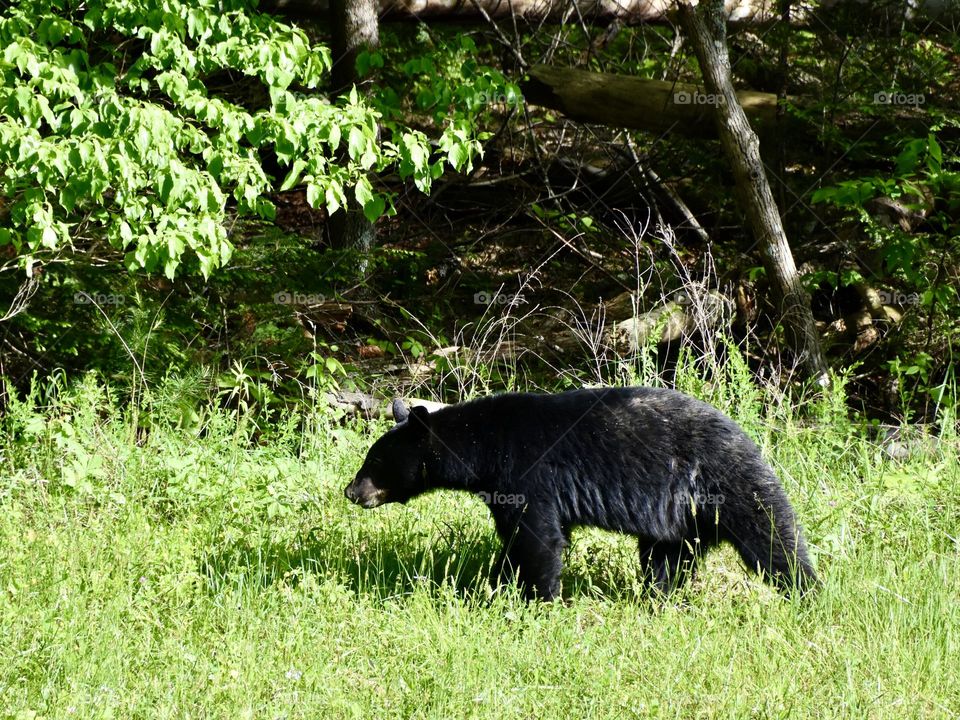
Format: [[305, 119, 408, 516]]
[[344, 387, 817, 600]]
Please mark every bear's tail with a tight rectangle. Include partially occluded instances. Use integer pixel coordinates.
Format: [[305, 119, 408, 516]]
[[720, 474, 818, 595]]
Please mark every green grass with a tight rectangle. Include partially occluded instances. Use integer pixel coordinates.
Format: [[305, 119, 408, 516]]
[[0, 374, 958, 718]]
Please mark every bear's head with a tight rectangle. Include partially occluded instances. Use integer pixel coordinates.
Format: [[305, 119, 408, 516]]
[[344, 399, 432, 509]]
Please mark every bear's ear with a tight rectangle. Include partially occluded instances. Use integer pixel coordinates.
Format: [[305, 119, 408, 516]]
[[391, 398, 410, 424], [408, 405, 431, 433]]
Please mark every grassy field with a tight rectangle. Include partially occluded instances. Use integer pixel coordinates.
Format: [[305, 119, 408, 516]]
[[1, 373, 958, 718]]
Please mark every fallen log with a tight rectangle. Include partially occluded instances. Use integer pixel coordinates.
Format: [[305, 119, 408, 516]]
[[261, 0, 957, 24], [522, 64, 780, 138], [324, 390, 446, 418], [262, 0, 779, 23], [546, 289, 734, 355]]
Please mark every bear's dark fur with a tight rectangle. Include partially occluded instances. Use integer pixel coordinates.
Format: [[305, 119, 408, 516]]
[[344, 387, 817, 600]]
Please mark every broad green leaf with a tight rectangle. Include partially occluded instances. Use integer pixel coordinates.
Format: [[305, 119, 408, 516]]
[[347, 126, 366, 161], [362, 194, 385, 224], [280, 159, 307, 191]]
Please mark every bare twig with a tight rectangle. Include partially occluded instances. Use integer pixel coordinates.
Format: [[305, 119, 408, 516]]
[[469, 0, 527, 69], [0, 276, 39, 323]]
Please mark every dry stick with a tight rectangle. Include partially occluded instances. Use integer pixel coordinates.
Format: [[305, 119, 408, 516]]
[[774, 0, 791, 214], [644, 166, 709, 242], [568, 0, 594, 65], [505, 0, 524, 68], [0, 276, 39, 323], [538, 222, 635, 294], [76, 291, 148, 411], [543, 2, 576, 63], [925, 244, 949, 354], [663, 24, 684, 82], [469, 0, 527, 69], [614, 136, 698, 283], [1, 336, 46, 372], [519, 100, 562, 215]]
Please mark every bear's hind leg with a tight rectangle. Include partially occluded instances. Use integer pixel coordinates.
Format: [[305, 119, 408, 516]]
[[638, 539, 699, 596]]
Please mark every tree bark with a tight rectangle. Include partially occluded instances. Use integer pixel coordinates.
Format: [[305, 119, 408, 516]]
[[330, 0, 380, 95], [329, 0, 380, 268], [677, 0, 829, 385]]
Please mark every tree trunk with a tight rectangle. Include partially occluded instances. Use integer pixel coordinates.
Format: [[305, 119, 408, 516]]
[[330, 0, 379, 268], [677, 0, 829, 386], [330, 0, 379, 95]]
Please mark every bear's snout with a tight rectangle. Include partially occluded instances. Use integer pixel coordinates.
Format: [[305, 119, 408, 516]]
[[344, 476, 386, 509], [344, 481, 359, 503]]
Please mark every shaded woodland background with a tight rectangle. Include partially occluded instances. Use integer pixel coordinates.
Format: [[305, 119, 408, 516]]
[[1, 0, 957, 423]]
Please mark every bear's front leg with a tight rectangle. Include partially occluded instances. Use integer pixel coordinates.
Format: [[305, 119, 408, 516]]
[[492, 508, 566, 601]]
